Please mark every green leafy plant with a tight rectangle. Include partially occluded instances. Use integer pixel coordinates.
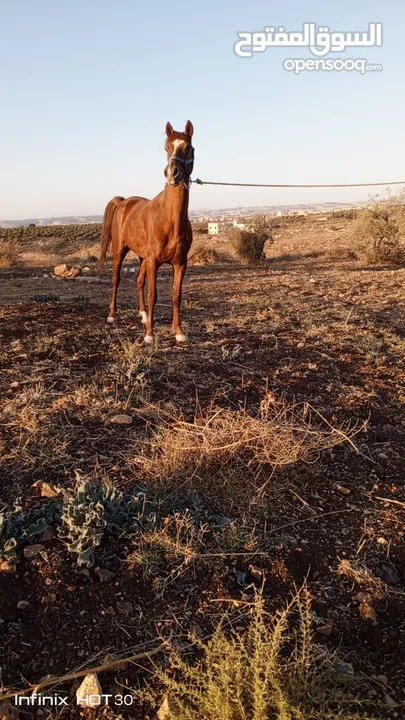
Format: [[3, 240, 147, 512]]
[[31, 293, 60, 303], [57, 476, 153, 567], [0, 499, 60, 561]]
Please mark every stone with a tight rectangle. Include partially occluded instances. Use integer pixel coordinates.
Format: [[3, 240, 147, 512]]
[[23, 544, 45, 559], [0, 560, 16, 574], [157, 694, 181, 720], [374, 674, 388, 687], [335, 484, 351, 495], [95, 567, 115, 583], [359, 600, 377, 625], [17, 600, 30, 610], [0, 700, 19, 720], [117, 601, 134, 616], [76, 673, 102, 707], [317, 623, 334, 637], [40, 525, 56, 542], [334, 660, 354, 679], [41, 482, 60, 499], [379, 563, 398, 586], [110, 414, 133, 426], [384, 694, 399, 709], [53, 264, 81, 279], [53, 264, 68, 277]]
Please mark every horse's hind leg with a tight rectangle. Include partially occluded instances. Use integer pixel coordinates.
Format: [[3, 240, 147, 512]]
[[137, 258, 147, 325], [107, 246, 129, 324]]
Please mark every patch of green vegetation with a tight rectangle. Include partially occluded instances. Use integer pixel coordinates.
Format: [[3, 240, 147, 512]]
[[31, 293, 60, 303]]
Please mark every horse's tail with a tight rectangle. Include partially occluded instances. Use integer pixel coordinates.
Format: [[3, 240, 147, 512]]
[[98, 196, 125, 269]]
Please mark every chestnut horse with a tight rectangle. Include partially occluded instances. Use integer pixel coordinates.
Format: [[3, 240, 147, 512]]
[[99, 120, 195, 343]]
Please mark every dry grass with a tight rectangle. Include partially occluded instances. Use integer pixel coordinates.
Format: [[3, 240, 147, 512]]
[[134, 396, 363, 497], [140, 587, 381, 720], [189, 246, 231, 265], [0, 241, 17, 268]]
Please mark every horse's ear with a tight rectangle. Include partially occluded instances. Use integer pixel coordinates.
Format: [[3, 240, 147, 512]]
[[166, 122, 174, 137], [185, 120, 194, 137]]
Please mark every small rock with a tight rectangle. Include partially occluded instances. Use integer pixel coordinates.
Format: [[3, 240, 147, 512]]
[[17, 600, 30, 610], [297, 342, 305, 349], [359, 600, 377, 625], [40, 525, 56, 542], [312, 570, 320, 581], [0, 560, 16, 574], [53, 264, 81, 278], [78, 568, 90, 578], [117, 601, 133, 616], [42, 593, 57, 604], [83, 266, 91, 273], [384, 694, 399, 709], [335, 484, 351, 495], [0, 700, 19, 720], [317, 623, 334, 637], [54, 263, 68, 276], [248, 564, 265, 583], [102, 653, 126, 670], [374, 674, 388, 687], [41, 482, 60, 499], [157, 695, 181, 720], [23, 544, 45, 559], [104, 606, 115, 616], [334, 660, 354, 679], [379, 563, 398, 586], [95, 567, 115, 583], [76, 673, 102, 707], [110, 414, 133, 426], [10, 381, 19, 389], [377, 537, 387, 545]]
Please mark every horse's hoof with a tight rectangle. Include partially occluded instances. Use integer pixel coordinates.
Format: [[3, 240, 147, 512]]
[[139, 311, 148, 325], [144, 335, 154, 345], [176, 334, 188, 343], [106, 316, 115, 324]]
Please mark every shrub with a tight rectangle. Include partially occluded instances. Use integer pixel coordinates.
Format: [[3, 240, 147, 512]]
[[0, 240, 17, 268], [328, 209, 358, 220], [229, 215, 273, 265], [142, 588, 382, 720], [353, 191, 405, 264]]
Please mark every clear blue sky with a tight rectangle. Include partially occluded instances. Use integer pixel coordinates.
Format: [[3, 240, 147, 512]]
[[1, 0, 404, 219]]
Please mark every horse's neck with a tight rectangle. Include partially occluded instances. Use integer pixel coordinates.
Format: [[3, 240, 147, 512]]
[[163, 184, 189, 231]]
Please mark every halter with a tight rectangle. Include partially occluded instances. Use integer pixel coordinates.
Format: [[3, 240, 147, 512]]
[[167, 147, 195, 188], [168, 146, 195, 166]]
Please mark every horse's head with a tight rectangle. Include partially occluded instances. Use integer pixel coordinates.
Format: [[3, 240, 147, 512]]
[[164, 120, 194, 187]]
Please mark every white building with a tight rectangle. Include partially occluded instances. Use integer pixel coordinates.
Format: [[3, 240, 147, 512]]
[[208, 223, 219, 235]]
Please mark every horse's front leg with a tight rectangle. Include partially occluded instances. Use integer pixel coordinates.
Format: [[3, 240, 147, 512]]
[[144, 259, 159, 344], [172, 261, 187, 343], [137, 258, 147, 325]]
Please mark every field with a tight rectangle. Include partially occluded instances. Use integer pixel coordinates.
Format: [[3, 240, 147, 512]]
[[1, 216, 405, 718]]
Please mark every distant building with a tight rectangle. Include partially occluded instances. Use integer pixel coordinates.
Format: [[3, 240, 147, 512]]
[[208, 223, 219, 235], [233, 219, 246, 229]]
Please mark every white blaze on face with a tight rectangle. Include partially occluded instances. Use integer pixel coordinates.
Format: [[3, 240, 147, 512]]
[[171, 139, 187, 156]]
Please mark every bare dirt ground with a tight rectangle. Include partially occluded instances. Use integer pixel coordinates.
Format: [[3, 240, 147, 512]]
[[1, 217, 405, 717]]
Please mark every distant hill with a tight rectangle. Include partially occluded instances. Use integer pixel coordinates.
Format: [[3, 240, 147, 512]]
[[0, 202, 360, 228]]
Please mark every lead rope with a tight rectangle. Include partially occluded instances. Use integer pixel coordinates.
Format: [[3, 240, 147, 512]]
[[192, 178, 405, 189]]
